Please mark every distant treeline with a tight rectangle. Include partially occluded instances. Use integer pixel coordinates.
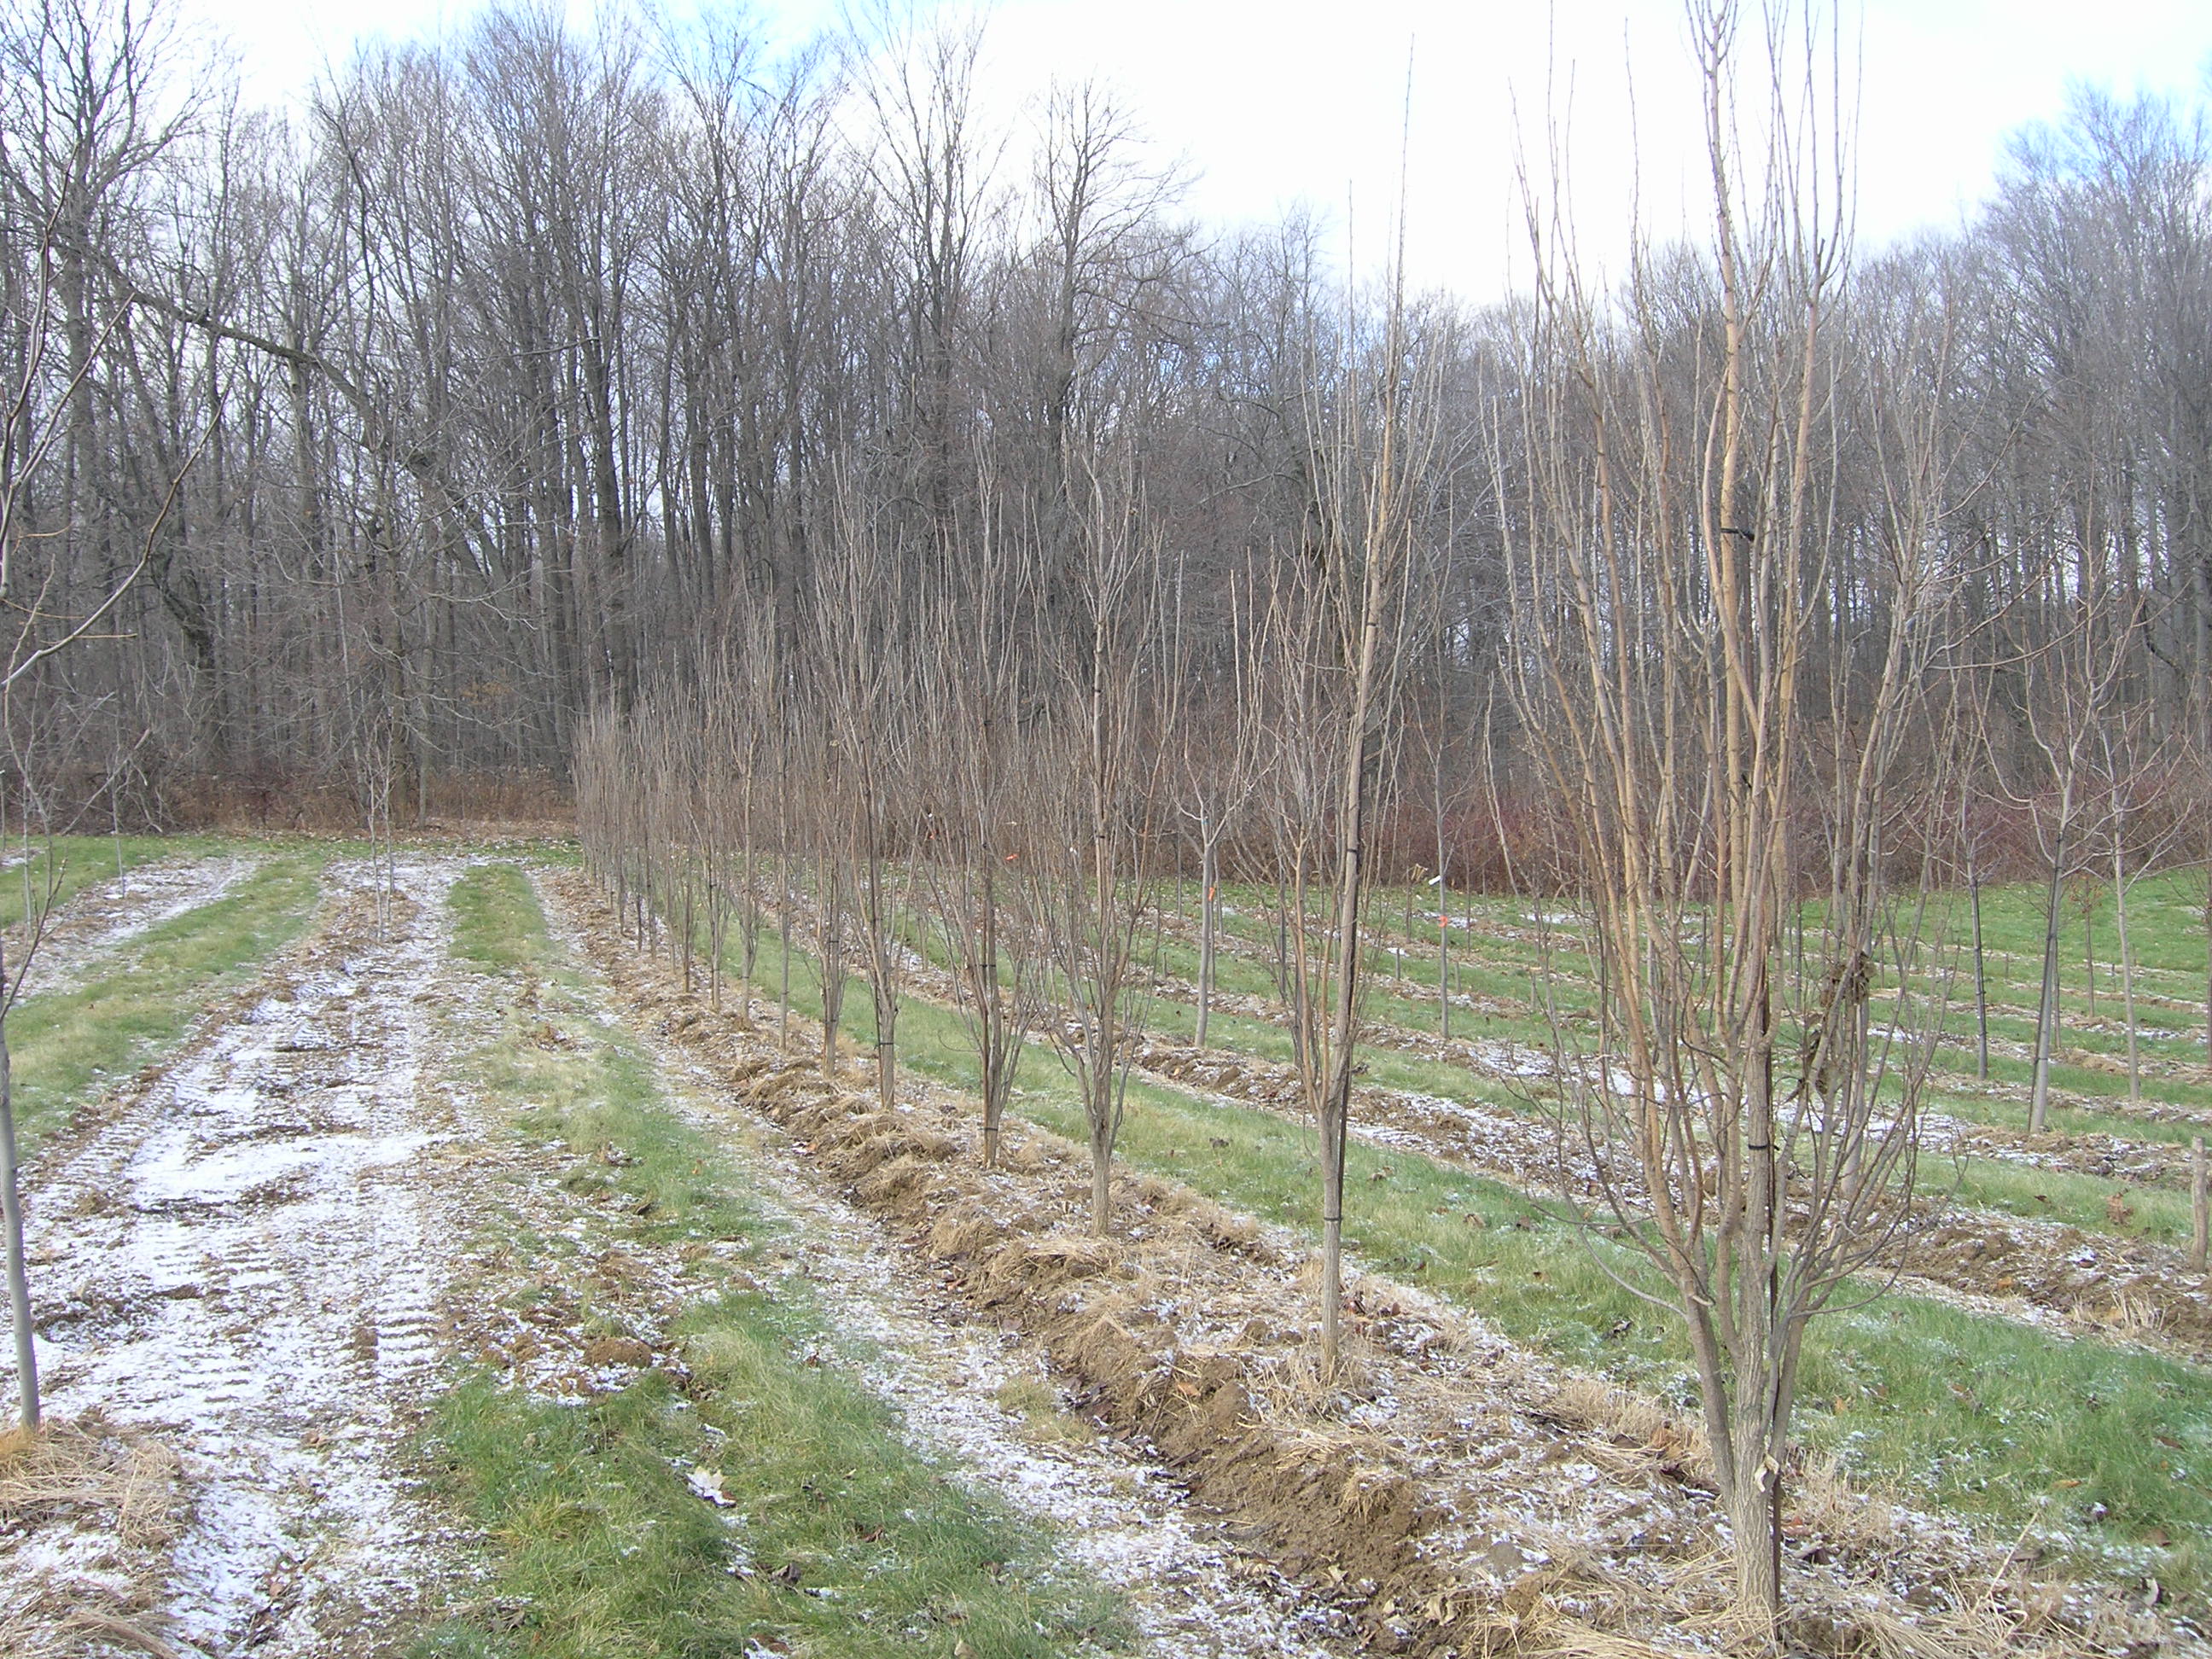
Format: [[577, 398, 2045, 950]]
[[2, 0, 2209, 877]]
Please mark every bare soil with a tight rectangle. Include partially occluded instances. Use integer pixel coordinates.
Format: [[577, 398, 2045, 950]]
[[2, 858, 472, 1656]]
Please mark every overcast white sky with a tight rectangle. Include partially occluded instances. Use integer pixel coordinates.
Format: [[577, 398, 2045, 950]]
[[176, 0, 2212, 301]]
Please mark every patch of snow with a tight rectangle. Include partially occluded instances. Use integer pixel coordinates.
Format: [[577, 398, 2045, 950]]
[[1, 858, 467, 1656], [533, 884, 1361, 1658], [11, 855, 255, 998]]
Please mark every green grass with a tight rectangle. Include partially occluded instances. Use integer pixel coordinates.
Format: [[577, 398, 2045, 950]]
[[449, 857, 560, 976], [416, 864, 1132, 1659], [1066, 882, 2212, 1252], [714, 899, 2212, 1600], [8, 846, 328, 1153], [1190, 872, 2212, 1103]]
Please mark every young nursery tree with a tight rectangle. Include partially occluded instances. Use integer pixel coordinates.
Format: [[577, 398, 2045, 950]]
[[1295, 248, 1436, 1372], [1023, 454, 1168, 1236], [1503, 0, 1950, 1623], [0, 0, 204, 1432]]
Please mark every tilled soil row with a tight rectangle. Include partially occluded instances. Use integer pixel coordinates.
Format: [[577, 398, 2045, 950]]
[[1128, 1039, 2212, 1371], [560, 872, 2174, 1659]]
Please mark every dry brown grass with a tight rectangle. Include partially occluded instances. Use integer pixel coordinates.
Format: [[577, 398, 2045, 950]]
[[0, 1413, 179, 1546], [0, 1415, 184, 1658]]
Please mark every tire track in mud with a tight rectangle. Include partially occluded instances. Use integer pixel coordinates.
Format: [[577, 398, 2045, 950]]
[[3, 857, 472, 1657]]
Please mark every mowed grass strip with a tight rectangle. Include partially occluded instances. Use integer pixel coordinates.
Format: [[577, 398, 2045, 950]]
[[1192, 874, 2212, 1115], [0, 833, 225, 934], [1138, 987, 2198, 1248], [9, 845, 327, 1153], [724, 913, 2212, 1599], [415, 864, 1131, 1659]]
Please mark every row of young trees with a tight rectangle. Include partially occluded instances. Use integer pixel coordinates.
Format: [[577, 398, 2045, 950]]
[[565, 6, 2212, 1628], [9, 0, 2212, 1630]]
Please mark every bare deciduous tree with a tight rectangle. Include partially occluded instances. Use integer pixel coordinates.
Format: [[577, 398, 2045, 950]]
[[1503, 0, 1951, 1621]]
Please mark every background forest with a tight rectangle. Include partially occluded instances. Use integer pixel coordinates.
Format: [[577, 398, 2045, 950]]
[[2, 0, 2206, 872]]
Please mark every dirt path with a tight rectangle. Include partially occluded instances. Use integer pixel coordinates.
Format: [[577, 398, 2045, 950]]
[[5, 852, 1372, 1658], [9, 855, 256, 1000], [2, 857, 469, 1656]]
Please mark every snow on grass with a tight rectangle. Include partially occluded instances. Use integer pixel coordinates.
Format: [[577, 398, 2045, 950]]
[[531, 873, 1364, 1658], [11, 854, 256, 1000]]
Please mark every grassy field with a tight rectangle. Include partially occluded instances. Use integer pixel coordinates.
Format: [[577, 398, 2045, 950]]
[[416, 864, 1132, 1659], [1033, 871, 2212, 1255], [703, 859, 2208, 1254], [696, 874, 2212, 1598]]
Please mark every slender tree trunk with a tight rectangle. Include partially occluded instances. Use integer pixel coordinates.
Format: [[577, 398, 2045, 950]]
[[1437, 911, 1451, 1041], [1970, 865, 1989, 1081], [2031, 831, 2067, 1133], [1434, 817, 1452, 1040], [1318, 556, 1389, 1372], [971, 854, 1009, 1167], [867, 858, 899, 1111], [2113, 838, 2140, 1105], [2201, 869, 2210, 1059], [2191, 1137, 2208, 1273], [1197, 834, 1218, 1049], [1, 946, 37, 1430], [777, 863, 793, 1050], [1087, 755, 1119, 1237], [1090, 1093, 1113, 1238], [1092, 1044, 1123, 1238], [1272, 877, 1291, 1006], [2084, 896, 2098, 1019]]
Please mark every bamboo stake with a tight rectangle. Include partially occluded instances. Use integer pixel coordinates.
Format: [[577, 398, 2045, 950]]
[[2191, 1137, 2208, 1275]]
